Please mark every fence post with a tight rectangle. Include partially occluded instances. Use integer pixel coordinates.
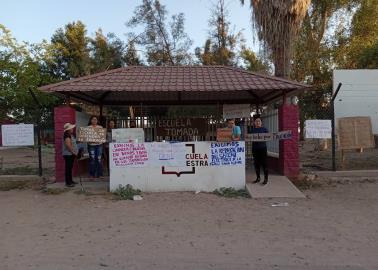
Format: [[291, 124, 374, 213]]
[[331, 83, 342, 171]]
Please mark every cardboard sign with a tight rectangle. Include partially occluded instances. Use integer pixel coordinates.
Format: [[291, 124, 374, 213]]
[[223, 104, 251, 119], [77, 127, 106, 143], [112, 128, 145, 143], [337, 117, 375, 150], [156, 118, 207, 137], [1, 124, 34, 146], [305, 120, 332, 139], [216, 128, 232, 142], [245, 130, 292, 142]]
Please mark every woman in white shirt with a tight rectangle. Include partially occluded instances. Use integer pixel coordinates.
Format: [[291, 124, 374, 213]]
[[87, 115, 103, 178]]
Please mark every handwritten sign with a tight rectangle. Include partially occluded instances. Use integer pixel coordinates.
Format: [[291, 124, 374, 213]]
[[148, 142, 187, 167], [1, 124, 34, 146], [77, 127, 106, 143], [111, 143, 149, 167], [112, 128, 145, 143], [337, 117, 375, 150], [223, 104, 251, 119], [305, 120, 332, 139], [156, 118, 207, 137], [209, 142, 245, 166], [216, 128, 232, 142], [245, 130, 292, 142]]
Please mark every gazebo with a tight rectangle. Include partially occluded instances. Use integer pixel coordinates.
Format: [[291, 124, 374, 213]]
[[40, 66, 309, 182]]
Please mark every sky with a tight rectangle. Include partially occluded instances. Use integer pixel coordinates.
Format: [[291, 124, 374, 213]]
[[0, 0, 259, 51]]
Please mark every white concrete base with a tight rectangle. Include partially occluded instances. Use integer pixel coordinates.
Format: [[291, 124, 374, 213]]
[[246, 175, 305, 198]]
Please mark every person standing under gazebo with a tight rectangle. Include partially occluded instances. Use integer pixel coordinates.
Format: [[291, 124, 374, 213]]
[[251, 115, 269, 185], [62, 123, 78, 187], [87, 116, 104, 178]]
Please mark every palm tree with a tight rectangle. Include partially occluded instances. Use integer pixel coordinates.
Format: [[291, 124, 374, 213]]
[[241, 0, 311, 78]]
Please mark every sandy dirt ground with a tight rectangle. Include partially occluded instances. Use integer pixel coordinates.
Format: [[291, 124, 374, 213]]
[[0, 146, 55, 175], [1, 181, 378, 270], [300, 140, 378, 171]]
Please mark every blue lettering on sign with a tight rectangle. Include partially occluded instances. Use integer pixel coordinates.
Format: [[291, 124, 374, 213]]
[[210, 142, 244, 166]]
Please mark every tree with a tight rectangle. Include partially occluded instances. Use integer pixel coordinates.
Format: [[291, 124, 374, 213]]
[[48, 21, 91, 79], [127, 0, 192, 65], [0, 24, 60, 127], [239, 47, 270, 73], [124, 40, 143, 66], [335, 0, 378, 68], [90, 29, 125, 73], [195, 0, 243, 66], [241, 0, 311, 78]]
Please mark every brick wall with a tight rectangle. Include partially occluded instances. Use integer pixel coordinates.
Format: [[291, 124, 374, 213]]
[[278, 104, 299, 177], [54, 106, 76, 182]]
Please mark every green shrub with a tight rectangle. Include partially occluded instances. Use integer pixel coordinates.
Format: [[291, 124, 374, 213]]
[[213, 187, 250, 198], [113, 184, 141, 200]]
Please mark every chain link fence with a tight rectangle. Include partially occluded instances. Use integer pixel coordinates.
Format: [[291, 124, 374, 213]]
[[299, 100, 378, 172], [0, 124, 55, 176]]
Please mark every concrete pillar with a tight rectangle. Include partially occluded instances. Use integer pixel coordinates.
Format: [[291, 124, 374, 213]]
[[278, 104, 300, 178], [54, 106, 76, 182]]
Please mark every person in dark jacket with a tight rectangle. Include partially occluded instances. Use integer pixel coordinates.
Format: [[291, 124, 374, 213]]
[[251, 116, 269, 185]]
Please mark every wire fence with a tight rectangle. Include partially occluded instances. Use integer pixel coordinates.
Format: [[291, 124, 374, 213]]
[[299, 101, 378, 172]]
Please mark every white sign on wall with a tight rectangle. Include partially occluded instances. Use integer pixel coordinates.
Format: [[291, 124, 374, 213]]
[[110, 141, 246, 192], [223, 104, 251, 119], [112, 128, 145, 143], [1, 124, 34, 146], [305, 120, 332, 139]]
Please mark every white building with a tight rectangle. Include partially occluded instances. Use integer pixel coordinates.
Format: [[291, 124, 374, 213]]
[[333, 69, 378, 134]]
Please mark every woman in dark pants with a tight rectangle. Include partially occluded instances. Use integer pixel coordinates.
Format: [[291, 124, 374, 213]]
[[251, 116, 269, 185], [62, 123, 78, 187], [87, 115, 104, 178]]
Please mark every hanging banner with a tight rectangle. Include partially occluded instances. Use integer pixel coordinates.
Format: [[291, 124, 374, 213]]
[[1, 124, 34, 146], [223, 104, 251, 119], [109, 142, 246, 192], [111, 143, 149, 167], [156, 118, 207, 137], [77, 127, 106, 143], [112, 128, 145, 143]]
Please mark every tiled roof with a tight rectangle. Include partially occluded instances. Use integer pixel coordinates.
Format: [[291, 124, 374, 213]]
[[39, 66, 309, 105]]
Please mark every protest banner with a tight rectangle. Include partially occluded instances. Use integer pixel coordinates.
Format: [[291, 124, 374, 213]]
[[216, 128, 232, 142], [305, 120, 332, 139], [1, 124, 34, 146], [77, 127, 106, 143], [245, 130, 292, 142]]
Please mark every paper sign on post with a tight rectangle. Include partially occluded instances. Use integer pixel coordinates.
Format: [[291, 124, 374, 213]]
[[1, 124, 34, 146], [112, 128, 145, 143], [77, 127, 106, 143], [305, 120, 332, 139]]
